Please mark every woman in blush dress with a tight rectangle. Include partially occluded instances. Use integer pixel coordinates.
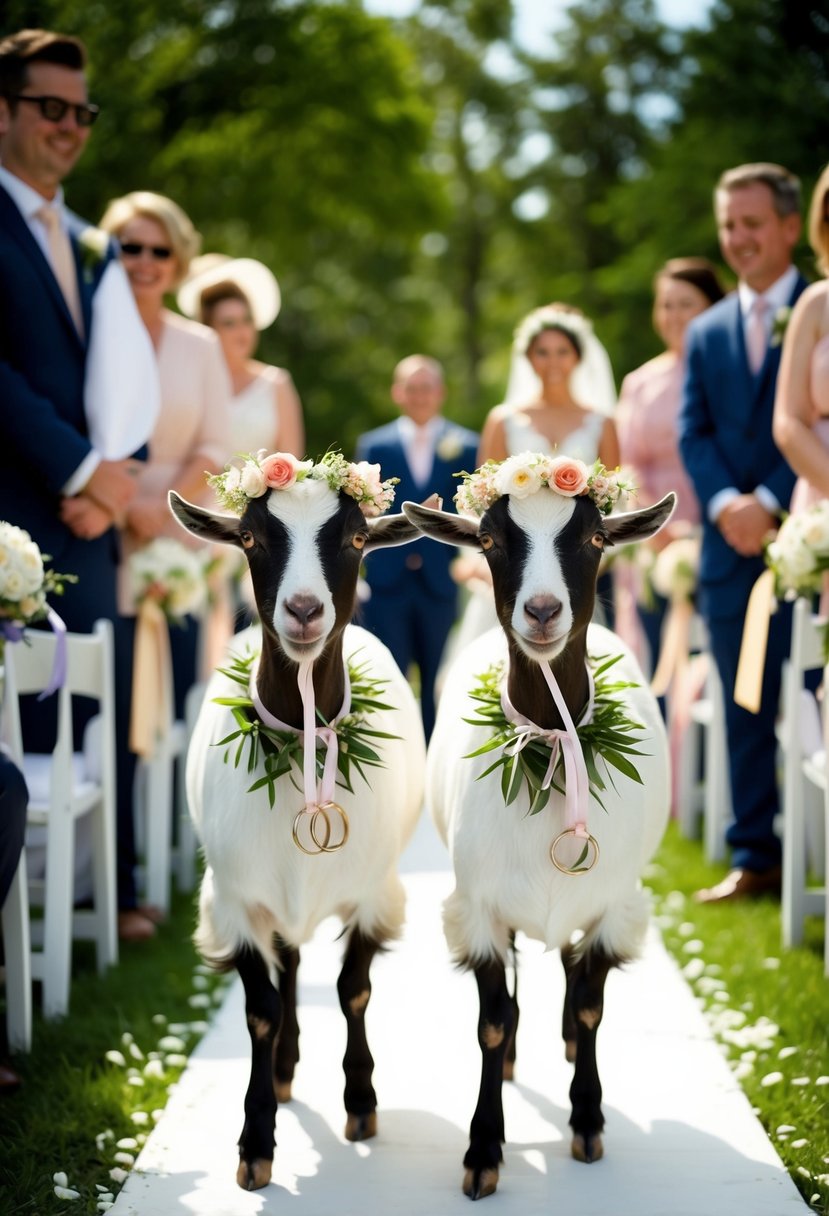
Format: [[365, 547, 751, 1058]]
[[774, 164, 829, 511], [177, 255, 305, 458], [615, 258, 725, 672], [99, 193, 230, 938]]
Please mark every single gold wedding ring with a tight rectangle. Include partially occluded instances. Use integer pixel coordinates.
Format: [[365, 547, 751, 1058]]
[[550, 827, 599, 875]]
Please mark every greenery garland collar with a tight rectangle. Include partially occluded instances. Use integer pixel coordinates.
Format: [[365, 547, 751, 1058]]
[[465, 652, 646, 816], [212, 647, 398, 808]]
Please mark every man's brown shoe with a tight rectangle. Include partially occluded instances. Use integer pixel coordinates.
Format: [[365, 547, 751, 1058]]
[[694, 865, 782, 904]]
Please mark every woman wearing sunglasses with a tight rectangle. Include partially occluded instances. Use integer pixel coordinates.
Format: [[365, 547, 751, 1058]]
[[98, 195, 230, 925]]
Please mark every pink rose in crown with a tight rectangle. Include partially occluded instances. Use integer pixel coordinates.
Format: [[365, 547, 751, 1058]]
[[260, 452, 299, 490], [548, 456, 589, 497]]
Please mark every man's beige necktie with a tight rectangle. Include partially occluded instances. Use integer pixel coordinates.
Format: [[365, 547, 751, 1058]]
[[37, 205, 83, 335], [746, 296, 768, 375]]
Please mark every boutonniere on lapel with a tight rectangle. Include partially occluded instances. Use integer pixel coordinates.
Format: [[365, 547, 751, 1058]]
[[770, 306, 793, 348], [77, 226, 110, 284], [436, 428, 464, 463]]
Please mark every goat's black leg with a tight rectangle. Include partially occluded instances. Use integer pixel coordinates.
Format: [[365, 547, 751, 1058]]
[[235, 945, 282, 1191], [503, 932, 520, 1081], [561, 941, 578, 1064], [274, 938, 300, 1102], [463, 955, 514, 1200], [566, 946, 614, 1164], [337, 928, 380, 1142]]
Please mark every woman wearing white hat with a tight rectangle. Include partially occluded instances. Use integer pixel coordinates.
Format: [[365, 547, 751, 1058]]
[[178, 255, 305, 458]]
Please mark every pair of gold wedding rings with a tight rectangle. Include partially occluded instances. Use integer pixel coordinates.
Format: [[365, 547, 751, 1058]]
[[550, 826, 600, 875], [292, 802, 350, 856]]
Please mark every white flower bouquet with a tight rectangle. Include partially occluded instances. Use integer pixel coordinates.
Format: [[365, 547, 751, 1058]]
[[128, 538, 209, 624], [765, 503, 829, 600], [652, 535, 701, 605], [0, 521, 73, 633]]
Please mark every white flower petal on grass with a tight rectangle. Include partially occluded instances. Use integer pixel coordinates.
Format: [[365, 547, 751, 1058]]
[[105, 1050, 126, 1067], [792, 1139, 809, 1148], [95, 1184, 109, 1193], [777, 1125, 797, 1134], [116, 1137, 138, 1150], [114, 1151, 135, 1166], [682, 958, 705, 980], [54, 1185, 80, 1199], [137, 1134, 147, 1145], [762, 957, 781, 970], [151, 1013, 167, 1025], [165, 1053, 189, 1068], [192, 974, 209, 990], [127, 1075, 145, 1087], [665, 890, 686, 910], [797, 1167, 811, 1179], [129, 1042, 144, 1060], [188, 1021, 209, 1034], [158, 1035, 186, 1052], [778, 1045, 798, 1059], [143, 1059, 165, 1079], [188, 994, 211, 1008], [151, 1109, 164, 1122], [741, 1051, 758, 1063], [109, 1167, 129, 1183], [167, 1022, 188, 1035], [121, 1032, 134, 1046], [760, 1071, 784, 1087], [733, 1062, 753, 1080], [53, 1172, 69, 1186], [682, 939, 704, 955], [131, 1112, 149, 1125], [677, 922, 696, 937], [815, 1076, 829, 1085], [791, 1076, 811, 1086]]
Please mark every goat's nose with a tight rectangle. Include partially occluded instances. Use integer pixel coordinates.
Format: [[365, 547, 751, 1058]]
[[284, 594, 324, 627], [523, 595, 562, 628]]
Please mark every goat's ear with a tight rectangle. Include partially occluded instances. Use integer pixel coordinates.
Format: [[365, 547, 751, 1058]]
[[401, 501, 481, 549], [362, 511, 421, 553], [604, 492, 677, 547], [168, 491, 244, 548]]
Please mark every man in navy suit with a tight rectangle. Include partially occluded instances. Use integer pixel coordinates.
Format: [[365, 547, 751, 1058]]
[[355, 355, 479, 740], [0, 30, 156, 938], [679, 162, 806, 902]]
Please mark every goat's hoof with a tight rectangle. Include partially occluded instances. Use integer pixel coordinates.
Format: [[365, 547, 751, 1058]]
[[275, 1080, 292, 1103], [345, 1110, 377, 1141], [564, 1039, 577, 1064], [463, 1166, 499, 1199], [236, 1157, 272, 1190], [571, 1132, 603, 1163]]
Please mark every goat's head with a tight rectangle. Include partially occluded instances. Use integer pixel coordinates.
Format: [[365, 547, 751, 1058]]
[[170, 479, 419, 664], [404, 484, 675, 664]]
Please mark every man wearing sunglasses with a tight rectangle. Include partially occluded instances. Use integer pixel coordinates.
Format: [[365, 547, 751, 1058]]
[[0, 29, 160, 940]]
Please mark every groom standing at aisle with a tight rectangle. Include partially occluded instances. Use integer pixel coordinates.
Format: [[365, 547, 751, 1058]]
[[355, 355, 478, 741], [0, 29, 158, 938], [679, 162, 807, 903]]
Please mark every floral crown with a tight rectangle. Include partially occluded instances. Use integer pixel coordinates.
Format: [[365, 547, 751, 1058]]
[[208, 450, 397, 518], [454, 453, 634, 518], [513, 306, 593, 355]]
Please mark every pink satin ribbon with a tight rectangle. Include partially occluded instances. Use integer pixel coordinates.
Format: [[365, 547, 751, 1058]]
[[250, 659, 351, 814], [501, 662, 594, 838]]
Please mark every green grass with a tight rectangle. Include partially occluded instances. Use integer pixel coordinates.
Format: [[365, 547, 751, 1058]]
[[1, 826, 827, 1213], [645, 822, 829, 1214], [0, 887, 231, 1214]]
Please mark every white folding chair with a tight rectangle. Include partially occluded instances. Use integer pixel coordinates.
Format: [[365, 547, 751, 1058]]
[[1, 849, 32, 1053], [134, 717, 186, 918], [779, 597, 827, 966], [3, 619, 118, 1019], [174, 680, 205, 892]]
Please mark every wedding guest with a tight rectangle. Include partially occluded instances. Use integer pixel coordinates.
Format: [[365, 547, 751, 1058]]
[[0, 29, 158, 941], [679, 162, 807, 903], [354, 355, 478, 739], [615, 259, 724, 671], [773, 163, 829, 509], [178, 254, 305, 457]]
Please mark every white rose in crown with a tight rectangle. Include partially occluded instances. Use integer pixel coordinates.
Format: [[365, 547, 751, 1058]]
[[240, 460, 267, 498], [436, 429, 465, 463]]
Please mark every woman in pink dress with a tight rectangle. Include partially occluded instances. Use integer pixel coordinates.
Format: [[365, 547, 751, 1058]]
[[773, 164, 829, 511], [615, 258, 725, 672]]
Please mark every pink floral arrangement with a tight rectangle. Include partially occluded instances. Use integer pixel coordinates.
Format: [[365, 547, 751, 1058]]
[[454, 453, 634, 518], [208, 450, 397, 518]]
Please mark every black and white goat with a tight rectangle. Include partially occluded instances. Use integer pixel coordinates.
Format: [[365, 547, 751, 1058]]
[[403, 484, 675, 1200], [170, 476, 425, 1191]]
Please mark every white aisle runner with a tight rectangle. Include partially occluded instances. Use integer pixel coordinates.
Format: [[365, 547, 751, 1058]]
[[113, 815, 806, 1216]]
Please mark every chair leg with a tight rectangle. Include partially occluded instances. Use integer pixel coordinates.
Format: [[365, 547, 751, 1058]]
[[781, 664, 807, 949], [40, 810, 75, 1019], [2, 852, 32, 1052], [144, 751, 173, 917], [90, 799, 118, 972], [176, 769, 198, 893]]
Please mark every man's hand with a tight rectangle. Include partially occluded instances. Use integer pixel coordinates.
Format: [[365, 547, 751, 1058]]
[[84, 459, 141, 515], [717, 494, 776, 556], [60, 494, 113, 540]]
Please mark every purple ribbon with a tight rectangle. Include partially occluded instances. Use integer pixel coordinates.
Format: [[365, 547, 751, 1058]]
[[0, 620, 25, 644], [36, 608, 68, 700]]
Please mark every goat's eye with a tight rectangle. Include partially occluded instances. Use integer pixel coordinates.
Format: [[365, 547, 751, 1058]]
[[591, 532, 605, 550], [240, 530, 255, 550], [479, 533, 494, 552], [352, 532, 368, 551]]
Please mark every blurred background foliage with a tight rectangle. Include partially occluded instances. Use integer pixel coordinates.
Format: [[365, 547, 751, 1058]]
[[4, 0, 829, 454]]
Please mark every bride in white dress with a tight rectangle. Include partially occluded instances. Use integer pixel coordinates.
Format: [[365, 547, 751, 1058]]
[[449, 303, 619, 652], [178, 254, 304, 457]]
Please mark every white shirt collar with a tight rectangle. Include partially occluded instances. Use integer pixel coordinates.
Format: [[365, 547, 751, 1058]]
[[0, 164, 65, 221], [397, 415, 442, 444], [737, 264, 799, 320]]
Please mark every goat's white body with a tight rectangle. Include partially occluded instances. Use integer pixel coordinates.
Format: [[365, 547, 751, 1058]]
[[427, 622, 670, 965], [187, 624, 425, 964]]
